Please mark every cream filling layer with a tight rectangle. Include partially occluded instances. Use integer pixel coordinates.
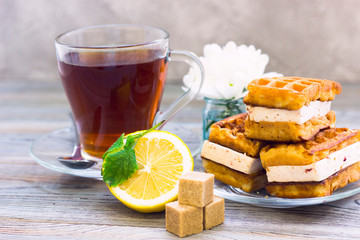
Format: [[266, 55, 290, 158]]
[[201, 140, 263, 174], [247, 101, 331, 124], [266, 142, 360, 182]]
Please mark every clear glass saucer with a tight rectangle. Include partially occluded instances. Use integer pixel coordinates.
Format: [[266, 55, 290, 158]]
[[30, 123, 202, 179], [213, 179, 360, 208]]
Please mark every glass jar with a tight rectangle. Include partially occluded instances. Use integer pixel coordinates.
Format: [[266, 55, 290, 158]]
[[202, 97, 246, 140]]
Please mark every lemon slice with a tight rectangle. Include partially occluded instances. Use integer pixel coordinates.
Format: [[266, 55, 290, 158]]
[[108, 130, 194, 213]]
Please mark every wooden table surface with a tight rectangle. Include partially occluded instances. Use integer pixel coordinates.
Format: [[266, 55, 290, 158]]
[[1, 79, 360, 239]]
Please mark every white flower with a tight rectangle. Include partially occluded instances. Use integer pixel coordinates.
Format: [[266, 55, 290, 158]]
[[183, 41, 283, 100]]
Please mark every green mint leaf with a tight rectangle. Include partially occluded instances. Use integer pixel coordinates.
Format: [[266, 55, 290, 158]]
[[123, 134, 139, 151], [102, 149, 138, 186], [101, 121, 164, 187], [102, 133, 125, 160]]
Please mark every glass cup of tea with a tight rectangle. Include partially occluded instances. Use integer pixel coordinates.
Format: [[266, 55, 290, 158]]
[[55, 24, 204, 159]]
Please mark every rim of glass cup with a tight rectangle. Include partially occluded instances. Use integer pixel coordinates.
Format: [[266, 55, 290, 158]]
[[55, 24, 170, 49]]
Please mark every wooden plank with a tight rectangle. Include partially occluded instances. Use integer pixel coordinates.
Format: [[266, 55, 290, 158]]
[[1, 80, 360, 239]]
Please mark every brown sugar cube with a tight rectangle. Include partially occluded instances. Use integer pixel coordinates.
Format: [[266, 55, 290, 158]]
[[204, 196, 225, 230], [166, 201, 203, 238], [178, 171, 214, 207]]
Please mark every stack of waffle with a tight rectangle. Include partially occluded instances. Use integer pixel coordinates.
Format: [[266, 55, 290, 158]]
[[201, 76, 360, 198]]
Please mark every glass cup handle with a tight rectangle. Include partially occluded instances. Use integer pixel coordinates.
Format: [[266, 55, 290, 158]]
[[153, 50, 204, 129]]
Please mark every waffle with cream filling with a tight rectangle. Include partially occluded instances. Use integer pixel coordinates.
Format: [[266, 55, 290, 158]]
[[244, 111, 336, 142], [243, 77, 341, 142], [201, 113, 268, 192], [260, 128, 360, 198]]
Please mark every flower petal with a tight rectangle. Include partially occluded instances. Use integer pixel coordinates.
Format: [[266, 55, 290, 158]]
[[182, 41, 281, 100]]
